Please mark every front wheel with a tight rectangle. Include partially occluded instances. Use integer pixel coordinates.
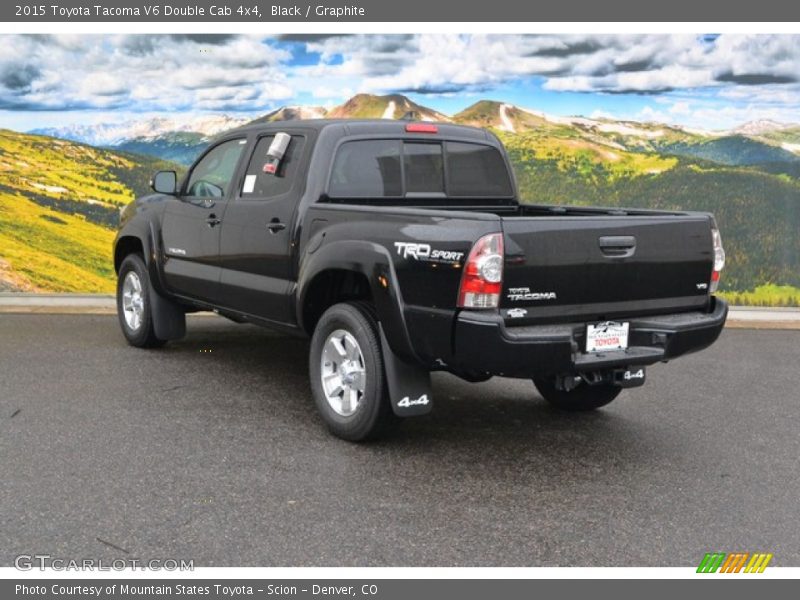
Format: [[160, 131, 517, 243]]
[[309, 302, 396, 441], [533, 376, 622, 411], [116, 254, 166, 348]]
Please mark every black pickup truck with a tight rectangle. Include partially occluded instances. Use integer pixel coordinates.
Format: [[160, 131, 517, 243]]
[[114, 119, 728, 440]]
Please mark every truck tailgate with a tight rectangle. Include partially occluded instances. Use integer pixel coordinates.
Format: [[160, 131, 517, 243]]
[[501, 215, 714, 323]]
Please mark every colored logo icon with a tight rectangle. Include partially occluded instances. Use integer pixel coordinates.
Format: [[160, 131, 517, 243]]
[[697, 552, 773, 573]]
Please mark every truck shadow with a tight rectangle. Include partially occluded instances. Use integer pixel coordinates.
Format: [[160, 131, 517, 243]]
[[162, 317, 658, 470]]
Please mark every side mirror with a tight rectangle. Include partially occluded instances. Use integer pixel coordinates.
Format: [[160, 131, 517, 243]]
[[151, 171, 177, 195], [263, 132, 291, 175]]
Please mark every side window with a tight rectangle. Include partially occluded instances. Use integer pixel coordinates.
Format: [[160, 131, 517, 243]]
[[404, 143, 444, 195], [445, 142, 513, 197], [329, 140, 402, 197], [185, 138, 247, 198], [241, 135, 306, 198]]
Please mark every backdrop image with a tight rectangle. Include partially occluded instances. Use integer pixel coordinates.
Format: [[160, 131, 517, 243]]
[[0, 34, 798, 303]]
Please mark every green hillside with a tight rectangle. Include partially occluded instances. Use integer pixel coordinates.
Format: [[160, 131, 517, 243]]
[[753, 126, 800, 146], [500, 131, 800, 304], [2, 103, 799, 306], [0, 130, 178, 292], [654, 135, 800, 166], [454, 100, 550, 131]]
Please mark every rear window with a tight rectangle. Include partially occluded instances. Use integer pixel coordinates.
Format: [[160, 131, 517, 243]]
[[329, 139, 402, 197], [404, 143, 444, 195], [446, 142, 513, 197], [328, 139, 512, 199]]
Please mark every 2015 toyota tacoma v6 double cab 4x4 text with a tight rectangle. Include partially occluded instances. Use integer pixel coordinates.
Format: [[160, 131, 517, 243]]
[[114, 119, 728, 441]]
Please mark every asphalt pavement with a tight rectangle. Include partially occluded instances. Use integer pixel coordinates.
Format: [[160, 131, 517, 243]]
[[1, 314, 798, 567]]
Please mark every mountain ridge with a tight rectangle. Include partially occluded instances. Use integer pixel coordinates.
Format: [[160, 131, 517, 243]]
[[32, 114, 251, 147], [1, 118, 798, 302], [26, 93, 800, 168]]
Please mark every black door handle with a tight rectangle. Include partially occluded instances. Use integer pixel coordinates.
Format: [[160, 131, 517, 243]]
[[206, 214, 221, 227], [267, 219, 286, 233]]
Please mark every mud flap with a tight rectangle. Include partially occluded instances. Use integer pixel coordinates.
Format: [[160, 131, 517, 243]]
[[379, 324, 433, 417], [148, 281, 186, 341]]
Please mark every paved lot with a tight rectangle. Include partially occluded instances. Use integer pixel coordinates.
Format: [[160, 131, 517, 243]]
[[1, 314, 798, 567]]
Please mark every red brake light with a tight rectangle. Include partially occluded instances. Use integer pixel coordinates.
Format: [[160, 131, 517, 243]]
[[710, 227, 725, 293], [458, 233, 504, 309], [405, 123, 438, 133]]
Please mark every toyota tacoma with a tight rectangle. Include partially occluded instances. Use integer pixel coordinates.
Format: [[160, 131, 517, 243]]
[[114, 120, 728, 440]]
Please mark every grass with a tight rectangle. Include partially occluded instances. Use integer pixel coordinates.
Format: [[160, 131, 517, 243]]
[[497, 130, 678, 183], [0, 129, 178, 292], [0, 191, 115, 292], [719, 284, 800, 308]]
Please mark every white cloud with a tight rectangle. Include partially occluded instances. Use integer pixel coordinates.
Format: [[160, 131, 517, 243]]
[[669, 101, 691, 115], [1, 33, 799, 129], [292, 33, 800, 100], [0, 35, 293, 112]]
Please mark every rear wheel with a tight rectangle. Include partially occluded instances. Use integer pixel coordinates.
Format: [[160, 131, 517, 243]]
[[116, 254, 166, 348], [533, 376, 621, 411], [309, 302, 396, 441]]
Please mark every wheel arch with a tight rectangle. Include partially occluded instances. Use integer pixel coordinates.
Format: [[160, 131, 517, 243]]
[[114, 236, 145, 273], [296, 240, 420, 364], [114, 219, 168, 296]]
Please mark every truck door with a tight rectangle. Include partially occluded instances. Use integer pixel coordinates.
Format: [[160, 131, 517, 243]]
[[161, 137, 249, 302], [217, 132, 308, 324]]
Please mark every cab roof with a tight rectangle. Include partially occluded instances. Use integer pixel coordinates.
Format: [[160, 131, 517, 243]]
[[225, 118, 495, 142]]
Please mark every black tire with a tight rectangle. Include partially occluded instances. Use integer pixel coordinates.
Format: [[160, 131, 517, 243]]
[[533, 376, 622, 411], [116, 254, 166, 348], [309, 302, 397, 441]]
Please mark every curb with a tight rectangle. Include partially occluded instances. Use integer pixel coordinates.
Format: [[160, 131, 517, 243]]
[[1, 294, 799, 329], [0, 293, 116, 314], [725, 306, 800, 330]]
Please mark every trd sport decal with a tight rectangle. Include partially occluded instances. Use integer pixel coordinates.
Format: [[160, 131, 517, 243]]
[[394, 242, 465, 265]]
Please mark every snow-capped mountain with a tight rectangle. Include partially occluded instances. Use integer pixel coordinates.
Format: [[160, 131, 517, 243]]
[[32, 114, 252, 147], [248, 105, 328, 124], [731, 119, 797, 136], [326, 94, 451, 122], [26, 94, 800, 166]]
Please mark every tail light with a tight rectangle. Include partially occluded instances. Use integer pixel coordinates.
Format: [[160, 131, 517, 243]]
[[710, 227, 725, 293], [457, 233, 504, 308], [405, 123, 438, 133]]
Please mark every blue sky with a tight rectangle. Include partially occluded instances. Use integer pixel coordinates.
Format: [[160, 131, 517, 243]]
[[1, 34, 799, 132]]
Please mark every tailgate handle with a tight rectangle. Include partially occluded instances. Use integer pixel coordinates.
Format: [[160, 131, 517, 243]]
[[598, 236, 636, 258]]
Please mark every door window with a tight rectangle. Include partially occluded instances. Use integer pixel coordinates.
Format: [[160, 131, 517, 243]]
[[241, 135, 306, 198], [185, 138, 247, 198]]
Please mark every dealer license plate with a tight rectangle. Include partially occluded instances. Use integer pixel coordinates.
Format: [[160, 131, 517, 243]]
[[586, 321, 629, 353]]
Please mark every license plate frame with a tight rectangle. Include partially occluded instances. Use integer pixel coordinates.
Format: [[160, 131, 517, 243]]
[[586, 321, 630, 353]]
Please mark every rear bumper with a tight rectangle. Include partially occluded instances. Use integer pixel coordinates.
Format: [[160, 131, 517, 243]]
[[452, 297, 728, 378]]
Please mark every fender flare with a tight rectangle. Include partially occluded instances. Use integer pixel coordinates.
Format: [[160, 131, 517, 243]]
[[296, 239, 422, 365], [114, 218, 168, 296]]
